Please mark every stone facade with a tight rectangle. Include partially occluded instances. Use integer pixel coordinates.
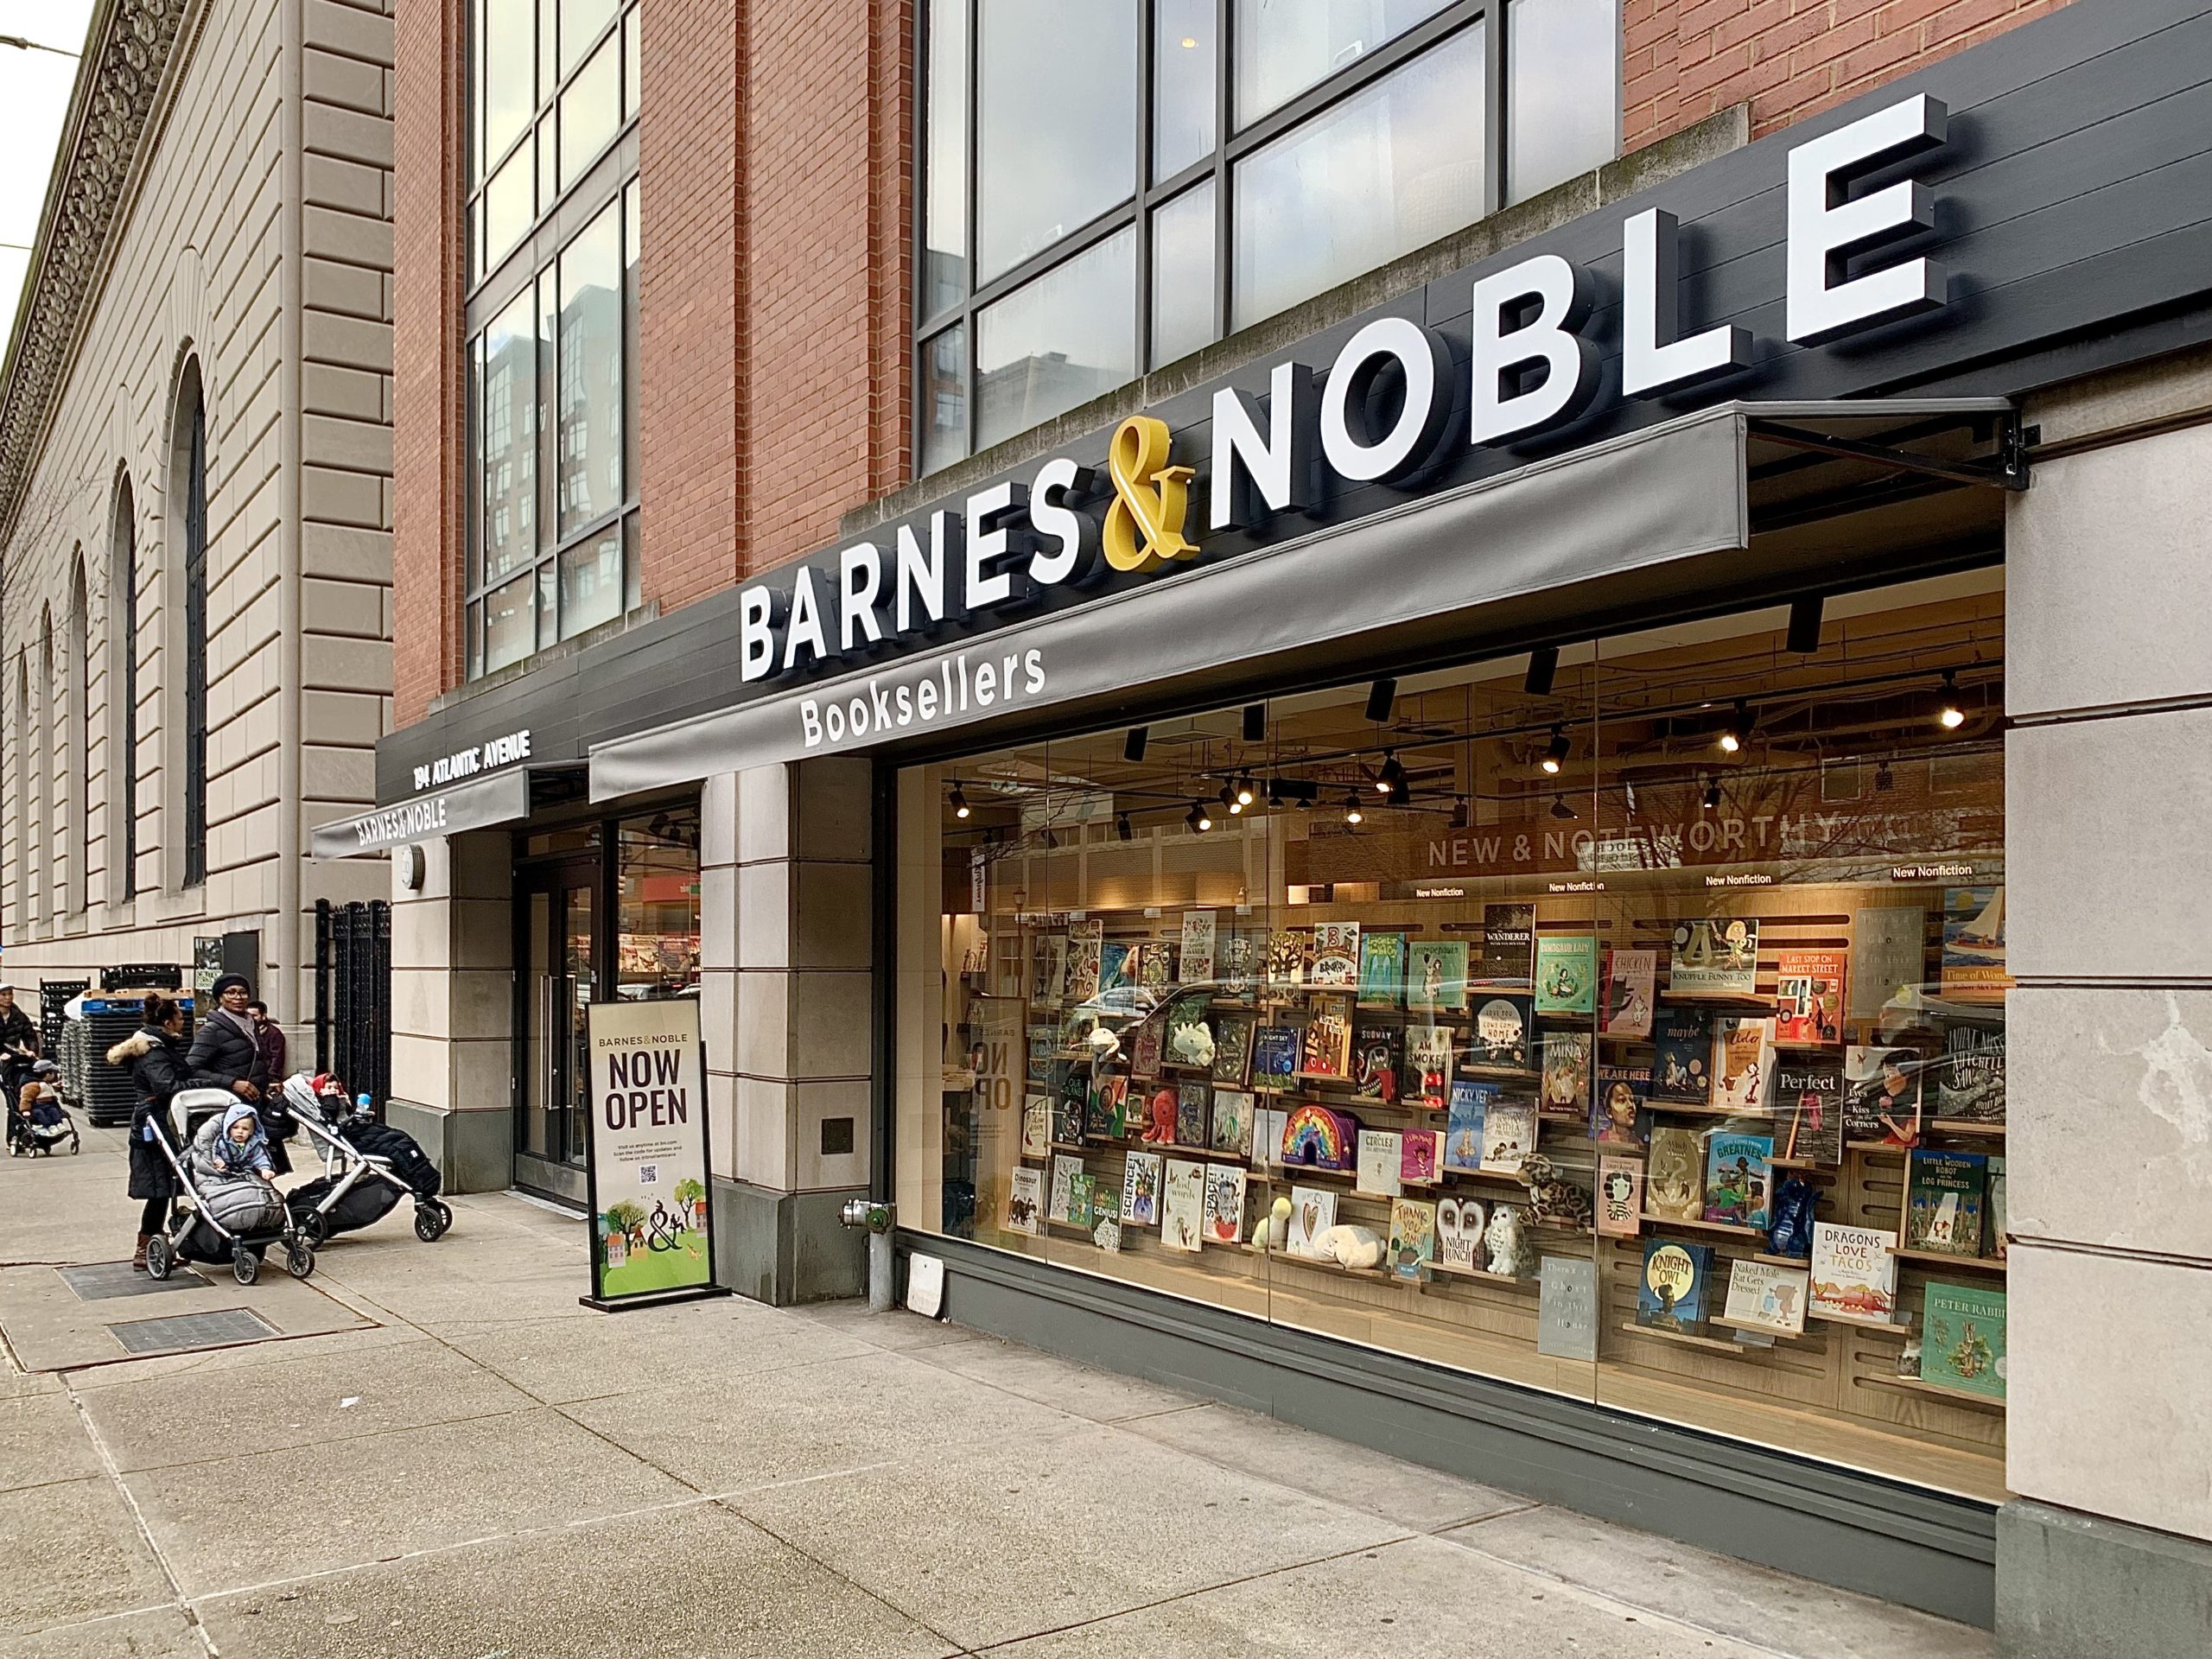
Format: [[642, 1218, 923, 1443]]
[[0, 0, 394, 1036]]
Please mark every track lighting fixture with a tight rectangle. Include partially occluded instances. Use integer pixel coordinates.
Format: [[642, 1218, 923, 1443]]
[[1701, 776, 1721, 811], [1541, 725, 1570, 774], [1364, 677, 1397, 724], [1218, 779, 1237, 808], [1116, 812, 1133, 842], [1450, 796, 1470, 830], [1124, 727, 1148, 762], [1187, 801, 1211, 833], [1376, 751, 1403, 794], [1343, 792, 1364, 827], [950, 783, 970, 820], [1234, 774, 1255, 808], [1719, 699, 1753, 754], [1524, 645, 1559, 697], [1266, 779, 1284, 808], [1936, 668, 1965, 730], [1551, 793, 1576, 821], [1387, 778, 1412, 808]]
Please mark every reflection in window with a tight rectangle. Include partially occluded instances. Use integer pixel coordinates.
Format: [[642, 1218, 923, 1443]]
[[1233, 0, 1454, 127], [557, 202, 623, 537], [1149, 181, 1216, 369], [560, 528, 625, 639], [480, 289, 537, 585], [1152, 0, 1216, 181], [617, 808, 702, 1000], [478, 0, 535, 175], [557, 29, 622, 193], [484, 568, 537, 673], [976, 228, 1135, 450], [1233, 23, 1485, 328], [923, 0, 969, 316], [976, 0, 1136, 283], [1507, 0, 1620, 203], [921, 324, 969, 474]]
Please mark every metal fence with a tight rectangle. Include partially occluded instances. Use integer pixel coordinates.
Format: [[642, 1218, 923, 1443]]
[[313, 899, 391, 1109]]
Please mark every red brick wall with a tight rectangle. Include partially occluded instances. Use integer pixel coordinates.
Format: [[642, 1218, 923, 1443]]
[[391, 0, 465, 728], [1626, 0, 2078, 150]]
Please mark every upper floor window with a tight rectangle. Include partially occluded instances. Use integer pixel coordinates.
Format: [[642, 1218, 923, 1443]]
[[918, 0, 1619, 472], [465, 1, 641, 679]]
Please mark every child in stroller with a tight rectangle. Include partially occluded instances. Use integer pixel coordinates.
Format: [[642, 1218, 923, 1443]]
[[281, 1073, 453, 1244], [141, 1090, 315, 1286], [7, 1060, 79, 1156]]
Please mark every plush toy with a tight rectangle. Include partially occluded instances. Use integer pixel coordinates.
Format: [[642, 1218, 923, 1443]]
[[1520, 1154, 1594, 1231], [1484, 1203, 1536, 1278], [1142, 1086, 1178, 1144], [1311, 1224, 1386, 1271], [1258, 1194, 1292, 1252], [1767, 1175, 1817, 1260]]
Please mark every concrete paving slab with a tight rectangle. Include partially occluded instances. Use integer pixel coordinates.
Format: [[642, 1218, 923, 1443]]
[[194, 1499, 957, 1659], [0, 1391, 104, 1491], [79, 1337, 542, 1473], [0, 1606, 200, 1658], [442, 1299, 876, 1405], [124, 1404, 692, 1599], [975, 1532, 1770, 1659], [0, 1263, 372, 1372], [1121, 1401, 1530, 1533], [730, 1419, 1412, 1651], [62, 1323, 432, 1393], [563, 1345, 1078, 1494], [0, 1477, 175, 1638], [781, 1299, 989, 1352], [1444, 1504, 1995, 1659], [0, 1367, 67, 1400], [912, 1334, 1207, 1423]]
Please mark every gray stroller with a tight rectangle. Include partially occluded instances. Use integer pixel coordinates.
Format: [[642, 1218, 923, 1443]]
[[143, 1088, 315, 1286]]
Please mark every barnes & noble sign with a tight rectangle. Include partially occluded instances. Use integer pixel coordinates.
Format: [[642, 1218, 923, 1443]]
[[746, 95, 1955, 721]]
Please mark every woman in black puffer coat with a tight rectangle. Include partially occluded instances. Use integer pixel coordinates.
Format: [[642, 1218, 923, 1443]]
[[187, 974, 292, 1173], [107, 994, 217, 1270]]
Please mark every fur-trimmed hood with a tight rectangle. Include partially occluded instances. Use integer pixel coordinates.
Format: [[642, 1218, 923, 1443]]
[[106, 1027, 168, 1066]]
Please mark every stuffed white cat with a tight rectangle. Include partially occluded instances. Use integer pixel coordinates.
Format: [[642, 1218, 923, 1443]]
[[1311, 1224, 1386, 1271]]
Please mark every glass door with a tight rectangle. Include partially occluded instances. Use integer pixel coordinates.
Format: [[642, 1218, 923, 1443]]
[[515, 861, 596, 1203]]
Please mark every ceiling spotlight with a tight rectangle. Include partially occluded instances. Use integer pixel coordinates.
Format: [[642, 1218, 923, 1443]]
[[1266, 778, 1285, 807], [1234, 774, 1255, 807], [1364, 677, 1397, 724], [1936, 668, 1966, 730], [1343, 791, 1364, 827], [1187, 801, 1211, 833], [950, 783, 970, 820], [1701, 776, 1721, 811], [1541, 724, 1570, 774], [1449, 796, 1470, 830], [1376, 751, 1403, 794], [1116, 811, 1134, 842], [1719, 699, 1753, 754], [1218, 779, 1237, 807], [1551, 793, 1577, 821], [1387, 778, 1412, 807]]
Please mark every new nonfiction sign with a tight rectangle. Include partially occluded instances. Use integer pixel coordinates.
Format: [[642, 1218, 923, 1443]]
[[581, 998, 724, 1310]]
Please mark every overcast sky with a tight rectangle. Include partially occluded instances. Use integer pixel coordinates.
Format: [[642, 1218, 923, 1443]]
[[0, 1, 98, 358]]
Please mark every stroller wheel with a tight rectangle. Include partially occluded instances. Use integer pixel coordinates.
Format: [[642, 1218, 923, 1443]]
[[66, 1135, 79, 1154], [297, 1211, 327, 1247], [7, 1138, 22, 1157], [144, 1234, 174, 1281], [232, 1245, 260, 1287], [414, 1200, 454, 1243], [285, 1240, 315, 1280]]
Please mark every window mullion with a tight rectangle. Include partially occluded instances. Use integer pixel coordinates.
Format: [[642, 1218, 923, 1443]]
[[1484, 0, 1506, 220], [963, 0, 980, 457], [1213, 0, 1231, 347], [1135, 1, 1154, 373]]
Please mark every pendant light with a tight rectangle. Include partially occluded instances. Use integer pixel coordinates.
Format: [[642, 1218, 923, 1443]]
[[1936, 668, 1966, 730], [1343, 792, 1364, 826], [950, 783, 970, 820]]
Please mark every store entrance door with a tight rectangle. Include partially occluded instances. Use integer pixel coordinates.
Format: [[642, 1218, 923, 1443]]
[[513, 861, 596, 1205]]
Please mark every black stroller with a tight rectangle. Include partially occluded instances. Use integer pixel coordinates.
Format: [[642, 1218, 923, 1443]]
[[280, 1073, 453, 1245], [144, 1089, 315, 1285], [8, 1061, 79, 1156]]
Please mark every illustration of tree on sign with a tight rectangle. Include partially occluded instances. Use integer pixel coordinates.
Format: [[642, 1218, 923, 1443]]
[[674, 1177, 706, 1229], [603, 1199, 647, 1249]]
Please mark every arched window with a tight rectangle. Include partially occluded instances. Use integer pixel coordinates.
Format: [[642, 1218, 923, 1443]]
[[110, 475, 137, 903], [172, 361, 209, 888], [68, 556, 88, 914]]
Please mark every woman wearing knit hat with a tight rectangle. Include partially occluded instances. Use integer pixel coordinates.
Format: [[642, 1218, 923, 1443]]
[[188, 975, 292, 1174]]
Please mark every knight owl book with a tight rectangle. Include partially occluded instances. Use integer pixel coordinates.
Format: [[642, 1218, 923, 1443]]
[[1903, 1148, 1988, 1255], [1534, 935, 1599, 1016], [1404, 1024, 1453, 1109], [1637, 1239, 1716, 1332], [1669, 917, 1759, 997], [1356, 1129, 1402, 1197], [1701, 1133, 1773, 1229], [1388, 1198, 1438, 1281], [1311, 922, 1362, 988], [1467, 994, 1534, 1070], [1358, 931, 1408, 1006], [1444, 1079, 1494, 1173], [1408, 940, 1470, 1014], [1476, 904, 1535, 986], [1159, 1159, 1206, 1253], [1919, 1282, 2006, 1400], [1250, 1027, 1299, 1093], [1774, 950, 1847, 1045], [1599, 947, 1656, 1039], [1540, 1030, 1593, 1119], [1650, 1007, 1713, 1102], [1351, 1025, 1402, 1103], [1776, 1055, 1844, 1164]]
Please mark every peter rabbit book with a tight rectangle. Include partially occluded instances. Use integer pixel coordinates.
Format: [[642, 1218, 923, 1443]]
[[1174, 1083, 1211, 1151], [1712, 1015, 1777, 1112], [1179, 911, 1217, 984], [1591, 1064, 1650, 1146], [1211, 1011, 1256, 1086], [1479, 1100, 1540, 1174], [1599, 946, 1656, 1039], [1358, 931, 1407, 1006], [1202, 1165, 1248, 1244], [1311, 922, 1362, 988], [1650, 1008, 1713, 1102], [1444, 1079, 1495, 1173], [1388, 1198, 1438, 1281], [1120, 1150, 1162, 1227], [1636, 1239, 1715, 1332], [1159, 1158, 1206, 1253], [1903, 1148, 1988, 1255], [1090, 1188, 1122, 1252], [1408, 940, 1470, 1014], [1020, 1094, 1051, 1159], [1209, 1088, 1255, 1159], [1400, 1128, 1442, 1185], [1764, 1057, 1840, 1166], [1919, 1282, 2007, 1401], [1596, 1156, 1644, 1238], [1250, 1027, 1299, 1093], [1477, 904, 1536, 986], [1774, 950, 1847, 1045], [1540, 1030, 1592, 1119], [1300, 995, 1353, 1077], [1701, 1133, 1774, 1229], [1287, 1185, 1338, 1258], [1940, 885, 2008, 1001], [1808, 1222, 1897, 1324], [1351, 1025, 1402, 1103], [1534, 934, 1599, 1016], [1668, 917, 1760, 997], [1007, 1165, 1044, 1236], [1048, 1153, 1084, 1224], [1266, 929, 1308, 986], [1468, 994, 1534, 1070], [1065, 919, 1103, 1003], [1356, 1129, 1404, 1198], [1405, 1024, 1454, 1109]]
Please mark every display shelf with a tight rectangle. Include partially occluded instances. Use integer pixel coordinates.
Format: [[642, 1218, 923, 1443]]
[[1808, 1306, 1911, 1333], [1462, 1064, 1541, 1081], [1643, 1212, 1768, 1240], [1614, 1320, 1758, 1356], [1768, 1157, 1827, 1171], [1858, 1373, 2006, 1413], [1845, 1139, 1914, 1154], [1661, 992, 1775, 1009], [1752, 1252, 1813, 1268], [1889, 1247, 2006, 1274], [1429, 1260, 1537, 1288], [1292, 1071, 1356, 1085], [1046, 1141, 1089, 1154], [1646, 1100, 1776, 1119], [1710, 1315, 1811, 1341], [1924, 1119, 2006, 1137], [1129, 1140, 1249, 1163]]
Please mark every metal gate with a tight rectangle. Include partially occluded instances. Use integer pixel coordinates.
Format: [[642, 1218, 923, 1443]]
[[313, 899, 391, 1109]]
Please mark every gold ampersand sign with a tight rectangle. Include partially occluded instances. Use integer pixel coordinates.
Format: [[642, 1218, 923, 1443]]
[[1102, 415, 1198, 573]]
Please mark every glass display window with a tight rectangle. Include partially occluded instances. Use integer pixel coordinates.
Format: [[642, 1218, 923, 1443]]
[[896, 569, 2006, 1501]]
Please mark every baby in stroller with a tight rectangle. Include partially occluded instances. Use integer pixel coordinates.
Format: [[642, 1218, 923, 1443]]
[[194, 1101, 280, 1185], [7, 1059, 79, 1156]]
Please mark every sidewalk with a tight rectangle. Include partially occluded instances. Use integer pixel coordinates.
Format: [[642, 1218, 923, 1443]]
[[0, 1125, 1994, 1658]]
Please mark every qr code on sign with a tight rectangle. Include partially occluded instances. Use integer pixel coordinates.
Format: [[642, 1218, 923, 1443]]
[[638, 1164, 659, 1185]]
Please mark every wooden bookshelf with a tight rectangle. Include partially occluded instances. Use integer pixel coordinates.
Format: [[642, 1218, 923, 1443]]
[[1808, 1306, 1911, 1333], [1889, 1247, 2006, 1274], [1615, 1320, 1755, 1356], [1645, 1100, 1775, 1119], [1710, 1314, 1809, 1341], [1924, 1119, 2006, 1137], [1752, 1252, 1813, 1268], [1858, 1373, 2005, 1413], [1644, 1212, 1767, 1240]]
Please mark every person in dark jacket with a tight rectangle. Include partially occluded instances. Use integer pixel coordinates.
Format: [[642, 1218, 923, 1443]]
[[108, 994, 208, 1269], [188, 975, 291, 1173], [0, 982, 41, 1112]]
